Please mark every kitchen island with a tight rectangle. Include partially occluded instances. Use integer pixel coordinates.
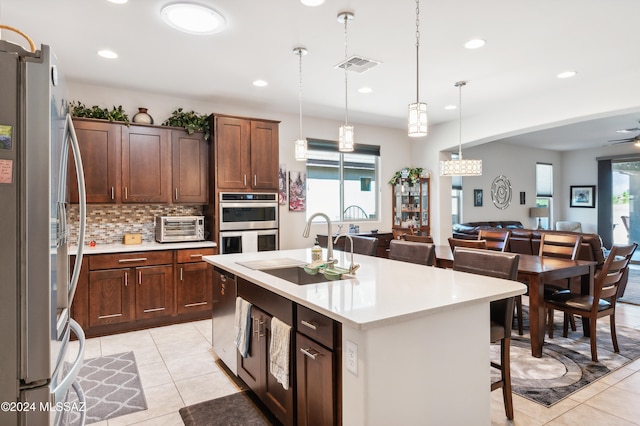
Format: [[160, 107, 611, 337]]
[[204, 248, 526, 425]]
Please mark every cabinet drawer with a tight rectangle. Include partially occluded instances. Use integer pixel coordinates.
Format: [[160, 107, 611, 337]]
[[176, 247, 216, 263], [237, 278, 293, 326], [297, 304, 335, 349], [89, 251, 173, 270]]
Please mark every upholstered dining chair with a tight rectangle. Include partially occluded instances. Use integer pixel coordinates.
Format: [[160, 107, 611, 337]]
[[545, 243, 637, 362], [403, 234, 434, 244], [448, 237, 488, 253], [453, 247, 520, 420], [478, 229, 510, 252], [388, 240, 435, 266], [342, 235, 378, 256], [540, 233, 583, 331]]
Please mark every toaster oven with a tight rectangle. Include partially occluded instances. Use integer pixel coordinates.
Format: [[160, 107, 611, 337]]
[[155, 216, 205, 242]]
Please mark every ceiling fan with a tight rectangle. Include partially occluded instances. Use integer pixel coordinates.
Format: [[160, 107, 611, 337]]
[[616, 120, 640, 133], [608, 133, 640, 146]]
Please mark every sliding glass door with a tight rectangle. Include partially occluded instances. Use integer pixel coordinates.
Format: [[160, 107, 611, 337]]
[[612, 161, 640, 247]]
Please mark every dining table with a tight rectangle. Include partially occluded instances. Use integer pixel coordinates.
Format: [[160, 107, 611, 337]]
[[434, 245, 596, 358]]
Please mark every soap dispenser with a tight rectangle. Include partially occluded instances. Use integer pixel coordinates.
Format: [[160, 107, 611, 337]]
[[311, 239, 322, 262]]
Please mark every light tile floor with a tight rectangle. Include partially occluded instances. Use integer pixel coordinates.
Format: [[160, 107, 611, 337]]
[[69, 299, 640, 425]]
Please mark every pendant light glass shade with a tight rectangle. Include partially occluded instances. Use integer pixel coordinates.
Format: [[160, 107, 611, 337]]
[[339, 125, 355, 152], [338, 12, 355, 152], [408, 102, 428, 137], [294, 138, 307, 160], [293, 47, 308, 161], [440, 81, 482, 177], [408, 0, 428, 137]]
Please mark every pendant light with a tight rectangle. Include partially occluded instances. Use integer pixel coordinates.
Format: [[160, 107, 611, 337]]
[[338, 11, 354, 152], [440, 81, 482, 176], [293, 47, 308, 161], [408, 0, 427, 137]]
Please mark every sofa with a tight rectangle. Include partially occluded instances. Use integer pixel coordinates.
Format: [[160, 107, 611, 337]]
[[453, 221, 607, 271], [452, 221, 525, 240]]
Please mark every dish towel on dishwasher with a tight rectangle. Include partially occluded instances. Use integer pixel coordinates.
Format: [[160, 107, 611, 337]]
[[234, 297, 252, 358], [269, 317, 291, 390]]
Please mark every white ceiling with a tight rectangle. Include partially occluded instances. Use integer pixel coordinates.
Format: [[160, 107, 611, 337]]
[[2, 0, 640, 151]]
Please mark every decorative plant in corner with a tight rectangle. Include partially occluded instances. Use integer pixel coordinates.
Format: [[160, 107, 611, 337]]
[[69, 101, 129, 124], [389, 167, 424, 185], [161, 108, 210, 140]]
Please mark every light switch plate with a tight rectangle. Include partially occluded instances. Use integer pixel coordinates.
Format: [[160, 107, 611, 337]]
[[346, 340, 358, 375]]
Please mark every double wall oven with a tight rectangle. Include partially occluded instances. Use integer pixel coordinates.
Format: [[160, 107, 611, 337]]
[[219, 192, 278, 254]]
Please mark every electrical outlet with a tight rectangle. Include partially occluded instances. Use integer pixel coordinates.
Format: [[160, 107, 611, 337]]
[[346, 340, 358, 375]]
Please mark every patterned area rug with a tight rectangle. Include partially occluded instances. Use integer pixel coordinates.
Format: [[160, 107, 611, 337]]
[[492, 308, 640, 407], [179, 391, 275, 426], [69, 351, 147, 424]]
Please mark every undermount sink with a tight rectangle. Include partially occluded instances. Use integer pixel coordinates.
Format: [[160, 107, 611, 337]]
[[260, 266, 330, 285]]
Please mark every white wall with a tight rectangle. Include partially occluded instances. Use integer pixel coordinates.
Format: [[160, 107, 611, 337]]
[[70, 82, 412, 250]]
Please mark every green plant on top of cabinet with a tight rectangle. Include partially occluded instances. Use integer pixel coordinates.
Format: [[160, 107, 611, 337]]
[[213, 115, 280, 191]]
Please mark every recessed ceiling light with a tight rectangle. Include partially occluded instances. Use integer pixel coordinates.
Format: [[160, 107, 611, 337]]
[[444, 105, 457, 110], [557, 71, 577, 79], [358, 87, 373, 94], [161, 3, 226, 35], [464, 39, 486, 49], [253, 80, 268, 87], [97, 49, 118, 59], [107, 0, 128, 4], [301, 0, 325, 5]]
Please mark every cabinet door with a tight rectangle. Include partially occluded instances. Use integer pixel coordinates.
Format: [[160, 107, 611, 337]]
[[88, 269, 133, 327], [176, 261, 212, 315], [250, 120, 279, 190], [216, 116, 250, 189], [171, 130, 208, 203], [135, 265, 174, 319], [296, 332, 336, 426], [69, 119, 120, 203], [263, 314, 294, 426], [238, 306, 266, 392], [122, 125, 171, 203]]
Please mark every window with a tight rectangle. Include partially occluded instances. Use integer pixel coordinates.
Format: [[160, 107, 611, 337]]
[[536, 163, 553, 229], [305, 139, 380, 222]]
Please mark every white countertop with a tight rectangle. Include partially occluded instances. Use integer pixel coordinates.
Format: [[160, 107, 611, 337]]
[[203, 248, 526, 330], [69, 241, 217, 255]]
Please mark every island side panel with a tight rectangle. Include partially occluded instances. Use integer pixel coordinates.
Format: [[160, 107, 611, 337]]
[[342, 302, 491, 426]]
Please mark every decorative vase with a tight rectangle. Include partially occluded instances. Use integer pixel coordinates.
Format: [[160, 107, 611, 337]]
[[132, 107, 154, 124]]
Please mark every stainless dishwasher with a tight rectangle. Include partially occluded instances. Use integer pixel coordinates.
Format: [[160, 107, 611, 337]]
[[212, 266, 238, 375]]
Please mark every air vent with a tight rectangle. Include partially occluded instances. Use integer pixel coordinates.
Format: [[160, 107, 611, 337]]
[[334, 55, 381, 73]]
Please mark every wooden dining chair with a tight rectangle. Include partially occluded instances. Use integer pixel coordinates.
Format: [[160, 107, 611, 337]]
[[453, 248, 520, 420], [545, 243, 637, 362], [478, 229, 510, 252], [540, 233, 583, 331], [388, 240, 435, 266], [448, 237, 488, 254], [403, 234, 434, 243]]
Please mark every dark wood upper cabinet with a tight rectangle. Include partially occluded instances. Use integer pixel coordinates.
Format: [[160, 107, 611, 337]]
[[214, 115, 279, 191], [121, 125, 171, 203], [250, 120, 279, 190], [69, 119, 121, 203], [171, 131, 209, 204]]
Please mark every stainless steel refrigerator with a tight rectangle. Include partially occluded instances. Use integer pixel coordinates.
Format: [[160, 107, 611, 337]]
[[0, 40, 88, 425]]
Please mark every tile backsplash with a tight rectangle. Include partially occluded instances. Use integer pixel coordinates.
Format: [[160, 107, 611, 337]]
[[67, 204, 204, 245]]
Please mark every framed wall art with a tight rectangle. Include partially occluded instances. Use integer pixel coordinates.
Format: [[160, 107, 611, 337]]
[[474, 189, 483, 207], [289, 171, 306, 211], [570, 185, 595, 208]]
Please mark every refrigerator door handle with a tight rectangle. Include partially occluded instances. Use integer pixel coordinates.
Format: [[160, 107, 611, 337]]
[[70, 380, 87, 426], [64, 113, 86, 305], [52, 319, 85, 404]]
